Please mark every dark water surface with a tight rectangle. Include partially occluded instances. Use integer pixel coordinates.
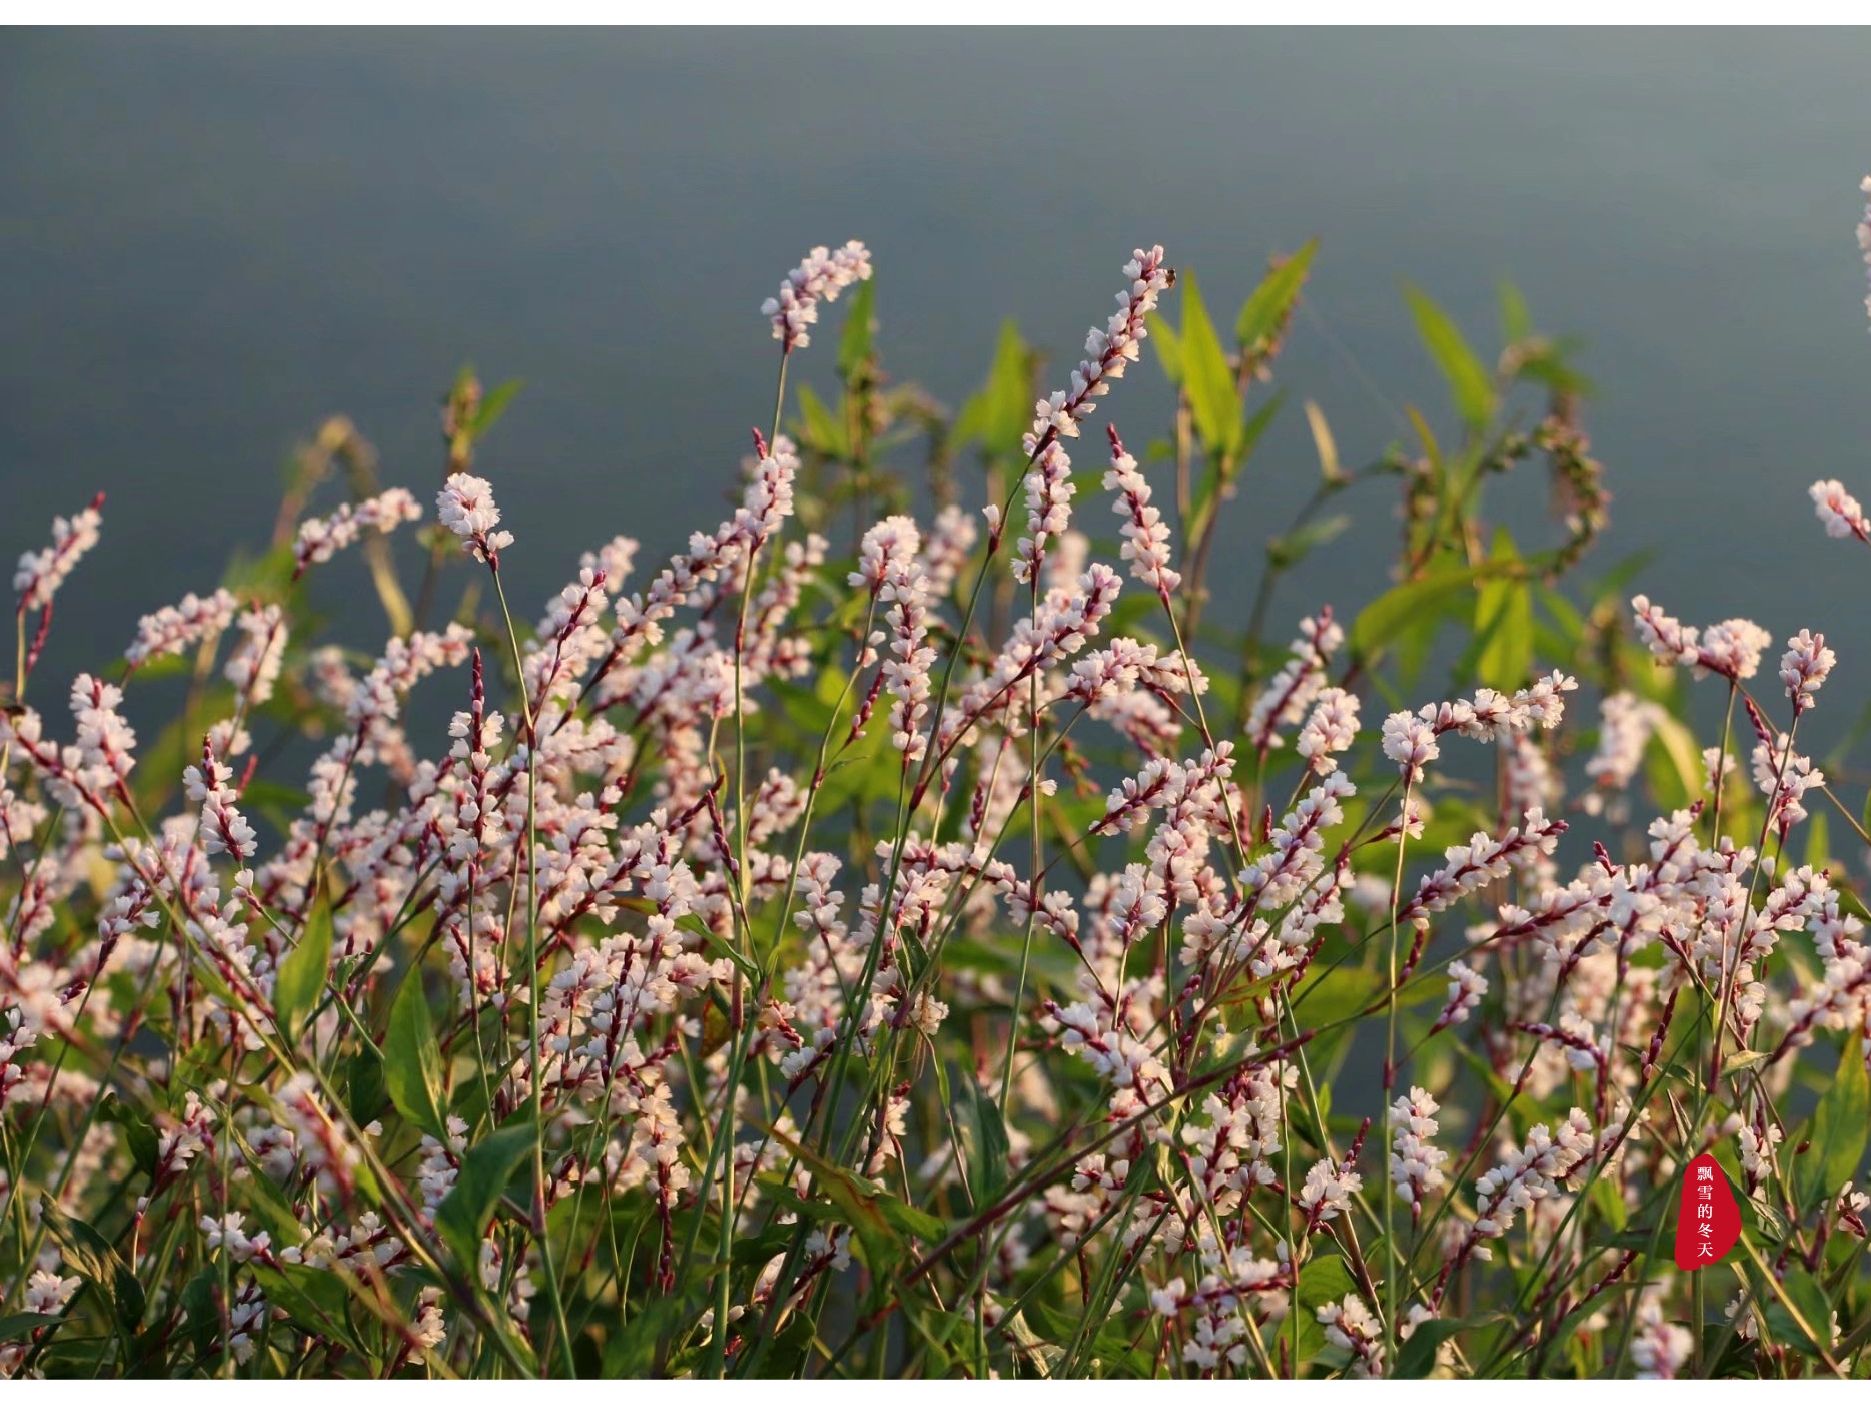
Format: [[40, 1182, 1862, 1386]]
[[5, 29, 1871, 750]]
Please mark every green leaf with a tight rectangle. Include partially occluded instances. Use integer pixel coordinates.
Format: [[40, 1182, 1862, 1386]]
[[793, 383, 848, 459], [1294, 1252, 1355, 1311], [273, 904, 334, 1040], [1267, 514, 1351, 572], [1396, 1316, 1480, 1377], [1187, 392, 1283, 546], [435, 1120, 537, 1274], [877, 1196, 945, 1243], [1350, 561, 1503, 664], [1472, 530, 1532, 688], [250, 1260, 369, 1357], [1289, 965, 1383, 1025], [97, 1094, 159, 1179], [963, 1079, 1011, 1207], [1498, 280, 1533, 345], [1799, 1047, 1868, 1211], [178, 1266, 219, 1364], [1646, 710, 1707, 813], [1720, 1048, 1770, 1079], [0, 1313, 61, 1343], [1235, 239, 1318, 358], [601, 1282, 709, 1377], [1148, 311, 1182, 383], [837, 278, 877, 381], [1404, 285, 1496, 432], [765, 1125, 912, 1273], [1804, 810, 1831, 872], [953, 321, 1034, 456], [1175, 270, 1243, 458], [1303, 399, 1344, 484], [1763, 1264, 1835, 1358], [383, 966, 448, 1141], [38, 1196, 145, 1341], [471, 378, 523, 438]]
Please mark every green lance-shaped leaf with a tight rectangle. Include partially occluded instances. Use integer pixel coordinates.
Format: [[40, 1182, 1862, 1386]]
[[1235, 238, 1319, 362], [435, 1119, 538, 1277], [963, 1078, 1011, 1207], [1174, 269, 1243, 459], [1404, 284, 1497, 433], [38, 1196, 145, 1342], [953, 319, 1035, 456], [1798, 1046, 1868, 1212], [1471, 530, 1532, 689], [837, 277, 877, 381], [383, 965, 449, 1142], [273, 902, 334, 1041]]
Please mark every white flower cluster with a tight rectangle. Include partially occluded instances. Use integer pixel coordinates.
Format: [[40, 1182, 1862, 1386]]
[[1103, 427, 1180, 599], [437, 473, 514, 565], [1295, 687, 1360, 775], [293, 486, 423, 576], [1810, 478, 1869, 544], [1317, 1294, 1384, 1377], [1466, 1109, 1595, 1261], [1247, 609, 1343, 754], [1025, 246, 1171, 450], [184, 740, 257, 865], [1389, 1087, 1447, 1210], [1780, 628, 1835, 714], [1012, 439, 1074, 585], [762, 240, 872, 351], [1382, 672, 1575, 783], [1298, 1153, 1363, 1225], [1581, 691, 1665, 817], [13, 493, 102, 612], [125, 587, 240, 669], [1631, 594, 1771, 682], [1400, 810, 1566, 923]]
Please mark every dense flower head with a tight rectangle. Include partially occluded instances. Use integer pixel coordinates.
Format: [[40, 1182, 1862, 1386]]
[[1103, 425, 1180, 598], [1632, 594, 1770, 682], [1810, 478, 1870, 543], [293, 487, 423, 577], [762, 240, 872, 351], [1024, 245, 1172, 451], [1781, 628, 1836, 713], [126, 587, 240, 668], [14, 493, 102, 613], [437, 473, 514, 565]]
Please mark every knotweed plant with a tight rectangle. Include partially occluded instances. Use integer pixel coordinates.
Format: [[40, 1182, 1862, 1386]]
[[2, 218, 1869, 1383]]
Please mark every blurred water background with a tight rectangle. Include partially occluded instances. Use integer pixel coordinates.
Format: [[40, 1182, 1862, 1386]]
[[4, 29, 1871, 755]]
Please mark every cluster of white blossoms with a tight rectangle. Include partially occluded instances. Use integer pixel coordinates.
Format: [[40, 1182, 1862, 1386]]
[[1631, 594, 1771, 682], [1103, 425, 1180, 599], [437, 472, 515, 565], [1247, 608, 1343, 754], [1025, 245, 1173, 451], [1380, 671, 1576, 783], [12, 492, 101, 613], [762, 240, 873, 351], [124, 586, 240, 669], [1810, 478, 1869, 544], [1388, 1087, 1448, 1211], [293, 486, 423, 576]]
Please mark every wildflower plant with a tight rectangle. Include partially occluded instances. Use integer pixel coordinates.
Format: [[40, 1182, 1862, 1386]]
[[1, 217, 1868, 1385]]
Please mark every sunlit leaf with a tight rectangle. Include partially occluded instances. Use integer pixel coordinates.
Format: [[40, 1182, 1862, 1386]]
[[1405, 285, 1496, 432], [273, 903, 334, 1041]]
